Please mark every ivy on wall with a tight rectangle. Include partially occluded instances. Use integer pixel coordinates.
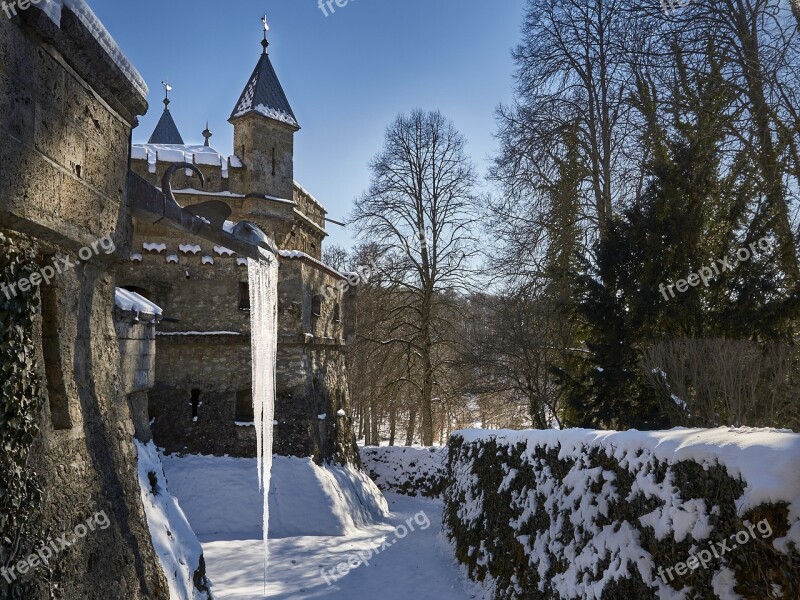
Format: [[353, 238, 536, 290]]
[[0, 231, 43, 567]]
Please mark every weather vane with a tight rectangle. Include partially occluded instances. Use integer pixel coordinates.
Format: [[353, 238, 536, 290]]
[[161, 80, 173, 107], [261, 15, 270, 53]]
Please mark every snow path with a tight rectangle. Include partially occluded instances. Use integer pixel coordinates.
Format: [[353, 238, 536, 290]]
[[200, 494, 487, 600]]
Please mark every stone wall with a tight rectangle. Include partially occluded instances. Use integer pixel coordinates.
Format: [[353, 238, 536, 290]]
[[115, 307, 158, 395], [0, 7, 172, 597], [231, 112, 296, 201], [128, 160, 327, 259], [117, 236, 359, 463]]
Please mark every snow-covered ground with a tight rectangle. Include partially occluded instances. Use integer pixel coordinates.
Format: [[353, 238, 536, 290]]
[[201, 494, 486, 599], [162, 454, 485, 600]]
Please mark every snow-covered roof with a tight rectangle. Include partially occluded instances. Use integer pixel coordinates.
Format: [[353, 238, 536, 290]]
[[40, 0, 148, 98], [230, 53, 298, 129], [115, 288, 162, 317], [131, 144, 243, 169]]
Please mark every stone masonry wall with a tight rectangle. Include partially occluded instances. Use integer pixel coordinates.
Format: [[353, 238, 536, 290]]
[[118, 234, 359, 463], [0, 9, 170, 598]]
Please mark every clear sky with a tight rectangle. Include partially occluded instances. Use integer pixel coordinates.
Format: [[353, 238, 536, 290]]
[[89, 0, 526, 249]]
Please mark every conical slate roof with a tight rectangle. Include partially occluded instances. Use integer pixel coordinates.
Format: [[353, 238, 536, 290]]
[[230, 52, 299, 129], [148, 107, 184, 144]]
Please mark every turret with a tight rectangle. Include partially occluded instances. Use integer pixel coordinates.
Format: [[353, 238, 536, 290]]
[[229, 16, 299, 200], [148, 81, 184, 144]]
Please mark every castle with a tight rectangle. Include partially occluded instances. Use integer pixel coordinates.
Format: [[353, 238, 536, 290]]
[[0, 6, 358, 596], [120, 26, 358, 463]]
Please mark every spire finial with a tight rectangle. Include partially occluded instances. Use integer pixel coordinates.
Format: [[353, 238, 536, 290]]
[[202, 121, 213, 147], [261, 15, 270, 54], [161, 80, 173, 109]]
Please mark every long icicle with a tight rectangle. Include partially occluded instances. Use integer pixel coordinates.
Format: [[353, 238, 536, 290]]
[[248, 248, 279, 591]]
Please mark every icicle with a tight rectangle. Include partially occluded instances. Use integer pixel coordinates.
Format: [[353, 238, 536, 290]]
[[248, 248, 279, 589]]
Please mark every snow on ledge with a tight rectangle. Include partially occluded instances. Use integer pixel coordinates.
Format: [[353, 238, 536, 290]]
[[278, 250, 345, 278], [232, 104, 298, 128], [41, 0, 148, 98], [115, 288, 162, 317], [157, 331, 241, 337], [131, 144, 243, 177]]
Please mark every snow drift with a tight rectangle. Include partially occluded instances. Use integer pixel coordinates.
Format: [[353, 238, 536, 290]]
[[445, 427, 800, 599], [135, 441, 211, 600], [162, 454, 389, 539]]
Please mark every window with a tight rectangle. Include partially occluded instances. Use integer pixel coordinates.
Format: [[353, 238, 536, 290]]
[[311, 295, 322, 319], [333, 303, 341, 323], [238, 282, 250, 311], [190, 389, 201, 422], [235, 389, 254, 422]]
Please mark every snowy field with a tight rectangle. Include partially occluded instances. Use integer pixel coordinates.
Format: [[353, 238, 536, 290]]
[[162, 454, 486, 600]]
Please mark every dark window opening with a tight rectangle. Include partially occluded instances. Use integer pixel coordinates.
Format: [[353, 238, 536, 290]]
[[333, 303, 341, 323], [311, 295, 322, 319], [191, 389, 201, 421], [238, 282, 251, 311], [147, 393, 158, 422], [42, 284, 72, 430], [122, 286, 154, 300], [271, 148, 276, 176], [235, 389, 254, 422]]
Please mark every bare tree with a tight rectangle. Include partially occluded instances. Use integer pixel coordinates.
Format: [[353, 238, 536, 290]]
[[642, 339, 799, 429], [322, 244, 349, 272], [350, 110, 479, 445]]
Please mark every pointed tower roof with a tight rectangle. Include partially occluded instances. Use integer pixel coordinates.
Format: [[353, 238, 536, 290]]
[[230, 16, 299, 130], [149, 81, 185, 144]]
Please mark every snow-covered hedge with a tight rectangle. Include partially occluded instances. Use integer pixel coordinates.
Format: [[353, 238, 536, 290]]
[[360, 446, 448, 498], [444, 428, 800, 599]]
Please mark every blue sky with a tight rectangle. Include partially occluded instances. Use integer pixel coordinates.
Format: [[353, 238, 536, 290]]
[[89, 0, 526, 249]]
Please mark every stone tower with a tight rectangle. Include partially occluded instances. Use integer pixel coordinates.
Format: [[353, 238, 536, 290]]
[[230, 23, 299, 200], [122, 19, 359, 465]]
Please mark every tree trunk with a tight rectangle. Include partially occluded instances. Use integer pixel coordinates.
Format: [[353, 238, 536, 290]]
[[420, 358, 435, 446], [419, 291, 435, 446], [405, 403, 417, 446], [388, 402, 397, 446], [363, 406, 372, 446], [370, 402, 380, 446]]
